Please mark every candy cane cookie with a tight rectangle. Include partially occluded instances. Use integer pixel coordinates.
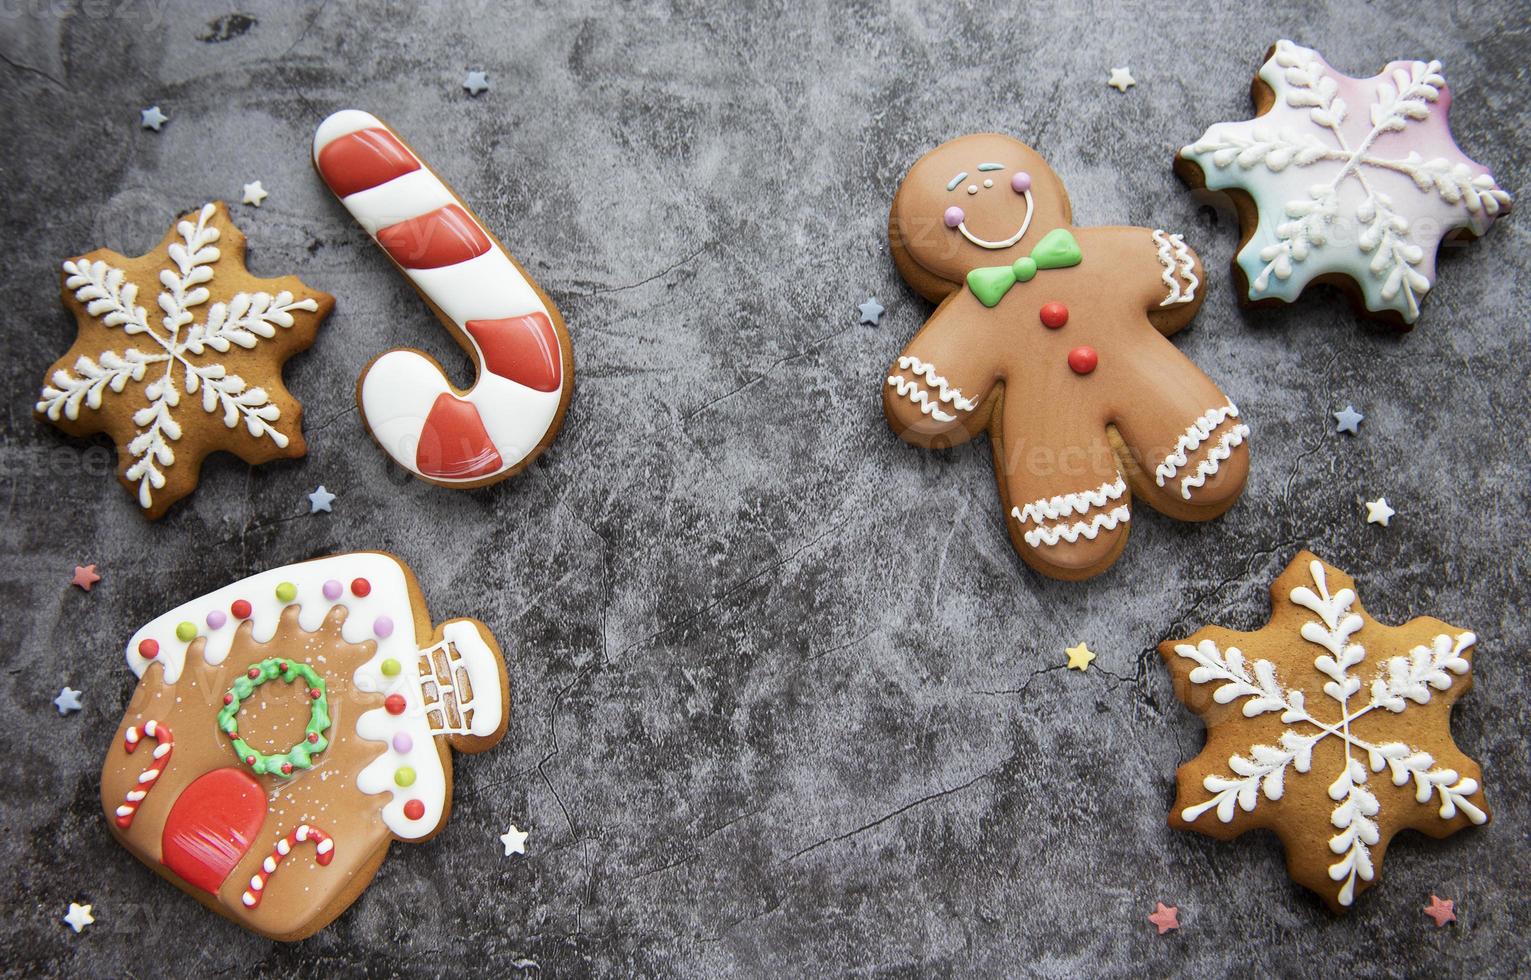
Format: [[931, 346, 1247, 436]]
[[313, 110, 573, 487], [114, 720, 172, 828], [242, 824, 335, 908]]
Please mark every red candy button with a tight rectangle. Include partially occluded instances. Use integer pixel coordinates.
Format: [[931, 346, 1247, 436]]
[[138, 638, 160, 659], [384, 694, 406, 715], [403, 799, 425, 821], [1068, 346, 1099, 375], [231, 599, 252, 619], [1039, 302, 1068, 329], [351, 578, 371, 597]]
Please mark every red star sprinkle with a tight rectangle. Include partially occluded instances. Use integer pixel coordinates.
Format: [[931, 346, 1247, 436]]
[[1424, 895, 1456, 927], [1148, 902, 1180, 934], [71, 564, 101, 591]]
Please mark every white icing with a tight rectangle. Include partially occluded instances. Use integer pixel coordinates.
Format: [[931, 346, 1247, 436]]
[[1020, 504, 1130, 548], [1013, 477, 1126, 525], [121, 552, 505, 839], [1173, 559, 1485, 906], [1154, 402, 1246, 496], [1151, 229, 1199, 306], [957, 189, 1035, 249], [37, 204, 316, 509], [1180, 40, 1512, 324], [885, 355, 978, 424], [1177, 423, 1250, 500], [314, 109, 568, 483]]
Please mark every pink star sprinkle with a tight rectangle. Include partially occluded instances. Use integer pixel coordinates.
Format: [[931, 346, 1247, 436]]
[[1424, 895, 1456, 927], [71, 564, 101, 591], [1148, 902, 1180, 934]]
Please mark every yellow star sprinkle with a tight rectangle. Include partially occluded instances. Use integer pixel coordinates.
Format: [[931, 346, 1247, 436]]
[[1066, 643, 1096, 671]]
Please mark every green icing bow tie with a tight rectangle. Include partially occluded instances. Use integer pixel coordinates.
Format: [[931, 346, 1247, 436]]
[[965, 228, 1083, 308]]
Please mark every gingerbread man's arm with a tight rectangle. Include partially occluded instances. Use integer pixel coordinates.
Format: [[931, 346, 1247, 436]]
[[883, 290, 1004, 449], [1076, 226, 1207, 336]]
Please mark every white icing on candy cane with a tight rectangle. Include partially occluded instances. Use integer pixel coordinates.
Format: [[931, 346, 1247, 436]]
[[114, 720, 172, 829], [121, 553, 505, 839], [241, 824, 334, 908]]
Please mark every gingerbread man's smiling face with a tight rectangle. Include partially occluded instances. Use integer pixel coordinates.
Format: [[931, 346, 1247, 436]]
[[890, 134, 1073, 299]]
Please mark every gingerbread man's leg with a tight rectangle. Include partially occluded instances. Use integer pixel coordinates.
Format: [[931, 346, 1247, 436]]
[[1106, 331, 1250, 522], [993, 389, 1132, 580]]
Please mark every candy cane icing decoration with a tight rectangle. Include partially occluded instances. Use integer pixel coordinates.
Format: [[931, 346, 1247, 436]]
[[114, 721, 172, 829], [313, 110, 573, 486], [241, 824, 335, 908]]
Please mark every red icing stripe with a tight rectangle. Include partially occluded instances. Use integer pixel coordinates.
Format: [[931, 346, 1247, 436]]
[[416, 392, 504, 479], [465, 312, 562, 392], [377, 205, 490, 270], [316, 127, 421, 197]]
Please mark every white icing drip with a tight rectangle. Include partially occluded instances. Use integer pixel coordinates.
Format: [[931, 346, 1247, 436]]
[[1013, 477, 1127, 525], [1154, 403, 1242, 486], [1152, 229, 1199, 306], [1020, 504, 1130, 548], [1179, 423, 1251, 500]]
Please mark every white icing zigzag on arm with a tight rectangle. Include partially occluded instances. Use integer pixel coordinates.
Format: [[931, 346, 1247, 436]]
[[1020, 505, 1131, 548], [1155, 403, 1241, 486], [1152, 229, 1199, 307], [1014, 477, 1126, 525], [1179, 423, 1250, 500], [886, 376, 957, 422], [896, 356, 978, 410], [886, 355, 978, 424]]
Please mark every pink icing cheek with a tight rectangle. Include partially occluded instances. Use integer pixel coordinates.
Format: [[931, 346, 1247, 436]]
[[1011, 171, 1032, 193], [943, 206, 965, 228]]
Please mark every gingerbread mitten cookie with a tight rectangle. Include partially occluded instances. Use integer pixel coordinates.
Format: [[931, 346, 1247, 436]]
[[314, 110, 573, 487], [35, 203, 331, 518], [1178, 40, 1512, 327], [885, 134, 1249, 581], [1160, 552, 1488, 911], [102, 552, 509, 940]]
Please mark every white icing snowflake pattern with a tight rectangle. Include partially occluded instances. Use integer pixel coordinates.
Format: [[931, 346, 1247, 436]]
[[1172, 559, 1486, 906], [36, 204, 318, 509], [1181, 40, 1512, 323]]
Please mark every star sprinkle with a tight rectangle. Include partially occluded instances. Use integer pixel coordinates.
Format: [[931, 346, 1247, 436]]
[[63, 902, 94, 933], [858, 297, 885, 325], [1333, 405, 1364, 434], [500, 825, 529, 857], [1065, 642, 1096, 671], [463, 71, 490, 96], [1147, 902, 1179, 934], [139, 105, 168, 131], [1424, 894, 1457, 927], [1107, 67, 1136, 92], [71, 564, 101, 591], [1365, 496, 1395, 527], [54, 687, 83, 715], [307, 485, 336, 513], [242, 180, 268, 207]]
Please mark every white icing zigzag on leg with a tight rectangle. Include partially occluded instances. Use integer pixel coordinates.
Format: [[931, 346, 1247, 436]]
[[886, 355, 977, 424], [1179, 423, 1250, 500], [1014, 477, 1126, 525], [1155, 403, 1241, 486], [1152, 229, 1199, 307], [1020, 505, 1131, 548]]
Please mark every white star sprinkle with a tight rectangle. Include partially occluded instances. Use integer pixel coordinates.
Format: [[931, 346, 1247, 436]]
[[64, 902, 94, 933], [1365, 497, 1395, 527], [307, 485, 336, 514], [54, 686, 83, 715], [242, 181, 268, 207], [464, 71, 490, 96], [1333, 405, 1364, 434], [1108, 67, 1136, 93], [858, 297, 885, 325], [139, 105, 168, 131], [500, 825, 529, 857]]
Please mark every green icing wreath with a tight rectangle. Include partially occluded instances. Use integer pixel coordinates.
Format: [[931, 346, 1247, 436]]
[[218, 657, 332, 778]]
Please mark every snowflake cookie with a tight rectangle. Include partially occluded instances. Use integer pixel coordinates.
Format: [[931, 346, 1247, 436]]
[[36, 202, 332, 518], [1177, 40, 1512, 326], [1160, 552, 1489, 911]]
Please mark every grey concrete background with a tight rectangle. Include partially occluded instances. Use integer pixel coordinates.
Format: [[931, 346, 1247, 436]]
[[1, 0, 1527, 975]]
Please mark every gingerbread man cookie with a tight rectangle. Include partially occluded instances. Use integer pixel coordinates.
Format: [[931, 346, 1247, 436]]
[[314, 110, 573, 487], [886, 134, 1250, 581], [36, 203, 331, 518], [1178, 41, 1512, 327], [102, 552, 508, 941]]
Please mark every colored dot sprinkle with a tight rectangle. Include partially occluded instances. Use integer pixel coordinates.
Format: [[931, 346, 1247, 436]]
[[1040, 302, 1069, 329], [394, 767, 416, 787], [175, 621, 196, 642], [275, 581, 297, 602], [323, 579, 343, 600], [392, 732, 413, 753], [381, 658, 401, 677], [231, 599, 252, 619], [385, 693, 406, 715], [403, 799, 425, 821], [351, 578, 371, 597], [138, 638, 160, 659], [374, 616, 394, 639], [206, 610, 227, 629]]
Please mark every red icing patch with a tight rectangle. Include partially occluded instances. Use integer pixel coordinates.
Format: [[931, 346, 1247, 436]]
[[231, 599, 252, 619], [416, 393, 504, 480], [465, 313, 562, 392], [160, 767, 267, 894], [1068, 346, 1099, 375], [316, 127, 421, 198], [403, 799, 425, 821], [376, 204, 490, 270], [1040, 302, 1068, 329]]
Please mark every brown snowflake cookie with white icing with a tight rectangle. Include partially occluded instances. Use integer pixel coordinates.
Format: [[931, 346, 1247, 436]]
[[101, 552, 508, 941], [35, 203, 332, 519], [1160, 551, 1489, 911], [885, 133, 1250, 581]]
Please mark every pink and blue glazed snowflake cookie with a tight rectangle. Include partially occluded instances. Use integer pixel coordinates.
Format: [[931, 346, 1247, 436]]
[[1177, 40, 1512, 327]]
